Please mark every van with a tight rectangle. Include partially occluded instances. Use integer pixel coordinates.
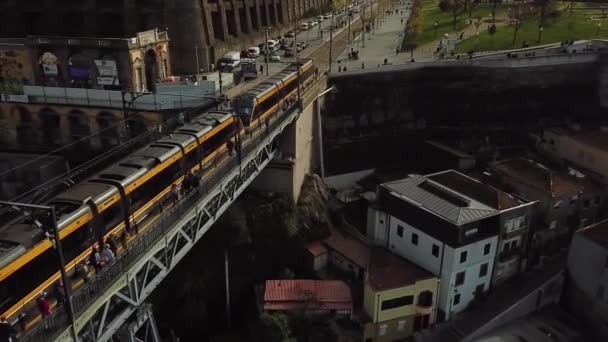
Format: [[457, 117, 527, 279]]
[[247, 46, 260, 57], [299, 22, 309, 31], [218, 51, 241, 72]]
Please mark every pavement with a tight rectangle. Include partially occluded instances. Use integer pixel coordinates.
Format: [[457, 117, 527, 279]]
[[335, 3, 413, 72]]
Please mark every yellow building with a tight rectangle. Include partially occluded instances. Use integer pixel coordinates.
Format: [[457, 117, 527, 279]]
[[363, 247, 439, 342]]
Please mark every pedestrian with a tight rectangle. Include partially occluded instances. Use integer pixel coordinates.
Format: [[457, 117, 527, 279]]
[[343, 66, 347, 72], [227, 139, 235, 156], [259, 64, 264, 74], [401, 18, 403, 25], [107, 236, 118, 256], [183, 171, 192, 194], [191, 172, 200, 189], [89, 246, 101, 274], [361, 62, 365, 69], [0, 316, 14, 342], [101, 244, 115, 265], [36, 294, 51, 330], [384, 58, 389, 65], [396, 47, 400, 55], [178, 113, 185, 125], [75, 262, 90, 283], [53, 279, 67, 305], [17, 313, 26, 334], [120, 230, 129, 250], [170, 184, 180, 205]]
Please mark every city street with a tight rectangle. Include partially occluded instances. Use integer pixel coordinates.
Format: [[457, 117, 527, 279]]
[[226, 9, 365, 97]]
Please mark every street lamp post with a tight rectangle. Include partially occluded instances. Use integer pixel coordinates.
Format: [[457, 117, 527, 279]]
[[538, 26, 543, 44], [0, 201, 78, 342], [434, 22, 439, 39], [264, 26, 270, 76], [329, 17, 334, 73]]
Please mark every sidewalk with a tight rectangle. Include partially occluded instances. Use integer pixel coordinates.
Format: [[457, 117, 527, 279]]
[[336, 4, 413, 71]]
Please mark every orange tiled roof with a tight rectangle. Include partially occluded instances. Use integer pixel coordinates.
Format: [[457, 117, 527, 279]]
[[263, 279, 352, 311]]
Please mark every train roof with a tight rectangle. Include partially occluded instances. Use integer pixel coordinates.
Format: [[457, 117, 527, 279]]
[[0, 240, 25, 270], [0, 223, 45, 250], [95, 163, 148, 187], [133, 144, 180, 163], [177, 123, 213, 138], [54, 182, 117, 206], [158, 132, 197, 147]]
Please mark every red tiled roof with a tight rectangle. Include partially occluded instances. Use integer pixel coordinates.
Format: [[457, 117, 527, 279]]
[[323, 228, 370, 268], [306, 241, 328, 257], [368, 247, 435, 291], [264, 279, 352, 311], [579, 219, 608, 249]]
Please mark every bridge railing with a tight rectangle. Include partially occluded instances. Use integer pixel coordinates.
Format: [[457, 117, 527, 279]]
[[19, 98, 298, 342]]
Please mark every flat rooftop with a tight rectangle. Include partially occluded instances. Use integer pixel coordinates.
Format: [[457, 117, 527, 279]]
[[549, 127, 608, 153], [382, 171, 500, 225], [368, 247, 435, 292]]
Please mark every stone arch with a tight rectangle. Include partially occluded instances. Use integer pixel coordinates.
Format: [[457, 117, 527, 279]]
[[39, 107, 62, 146], [14, 106, 37, 146], [97, 111, 121, 147], [144, 49, 158, 92], [67, 109, 91, 142]]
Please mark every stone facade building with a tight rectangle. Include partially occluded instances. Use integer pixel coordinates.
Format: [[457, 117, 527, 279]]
[[0, 0, 330, 74]]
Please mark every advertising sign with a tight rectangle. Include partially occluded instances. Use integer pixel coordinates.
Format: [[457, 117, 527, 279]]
[[97, 77, 119, 86], [94, 60, 118, 77], [43, 64, 58, 76]]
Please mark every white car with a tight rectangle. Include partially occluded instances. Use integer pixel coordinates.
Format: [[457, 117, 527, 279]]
[[270, 51, 281, 62], [309, 20, 318, 27], [317, 15, 324, 22], [324, 13, 333, 19]]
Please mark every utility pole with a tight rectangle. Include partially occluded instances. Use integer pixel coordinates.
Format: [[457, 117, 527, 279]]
[[265, 26, 270, 76], [224, 249, 231, 329], [362, 4, 366, 48], [218, 70, 223, 95], [0, 202, 78, 342], [329, 17, 334, 73], [348, 13, 352, 45], [195, 44, 200, 75]]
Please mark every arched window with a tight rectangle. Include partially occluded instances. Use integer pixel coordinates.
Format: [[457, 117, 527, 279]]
[[39, 107, 62, 146], [97, 111, 120, 147]]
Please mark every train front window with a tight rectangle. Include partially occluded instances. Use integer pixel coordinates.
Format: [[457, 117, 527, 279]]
[[235, 96, 254, 118]]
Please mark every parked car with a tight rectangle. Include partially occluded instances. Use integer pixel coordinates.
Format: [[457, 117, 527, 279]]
[[324, 13, 333, 19], [247, 46, 260, 57], [317, 15, 324, 22], [284, 47, 295, 57], [280, 41, 290, 50], [284, 31, 295, 38], [308, 20, 317, 27], [270, 51, 281, 62], [299, 22, 310, 31]]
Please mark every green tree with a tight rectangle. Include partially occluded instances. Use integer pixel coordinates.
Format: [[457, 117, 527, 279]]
[[261, 312, 292, 342]]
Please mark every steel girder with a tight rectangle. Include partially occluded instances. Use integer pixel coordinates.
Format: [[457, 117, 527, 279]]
[[53, 106, 299, 342]]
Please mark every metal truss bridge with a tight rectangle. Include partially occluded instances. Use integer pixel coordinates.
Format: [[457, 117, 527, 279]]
[[21, 81, 322, 342]]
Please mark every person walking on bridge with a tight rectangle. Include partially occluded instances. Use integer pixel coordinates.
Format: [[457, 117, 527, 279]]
[[0, 316, 14, 342]]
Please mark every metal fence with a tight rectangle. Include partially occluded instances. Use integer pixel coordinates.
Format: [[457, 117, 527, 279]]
[[19, 96, 298, 342]]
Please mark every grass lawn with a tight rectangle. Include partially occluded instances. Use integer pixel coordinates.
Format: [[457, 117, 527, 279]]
[[417, 0, 507, 45], [455, 2, 608, 53]]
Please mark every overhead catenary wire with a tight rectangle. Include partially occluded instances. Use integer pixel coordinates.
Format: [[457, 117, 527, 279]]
[[2, 94, 225, 202]]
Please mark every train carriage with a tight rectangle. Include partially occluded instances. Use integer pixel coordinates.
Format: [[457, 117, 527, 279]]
[[0, 61, 314, 321]]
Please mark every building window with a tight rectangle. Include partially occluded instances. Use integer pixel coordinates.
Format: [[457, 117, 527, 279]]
[[455, 271, 465, 286], [453, 294, 461, 305], [549, 220, 557, 229], [479, 263, 488, 278], [483, 243, 491, 255], [411, 233, 419, 246], [397, 320, 406, 331], [460, 251, 468, 263], [475, 284, 485, 296], [379, 324, 387, 336], [397, 225, 404, 237], [583, 200, 590, 209], [432, 244, 440, 257], [381, 295, 414, 311], [597, 285, 605, 300], [553, 200, 562, 209]]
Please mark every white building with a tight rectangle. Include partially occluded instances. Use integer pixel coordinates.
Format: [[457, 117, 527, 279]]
[[566, 219, 608, 341], [367, 171, 503, 320]]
